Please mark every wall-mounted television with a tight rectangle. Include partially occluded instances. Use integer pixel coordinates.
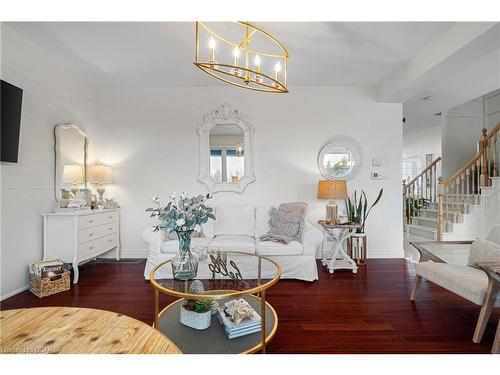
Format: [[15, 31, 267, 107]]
[[1, 80, 23, 163]]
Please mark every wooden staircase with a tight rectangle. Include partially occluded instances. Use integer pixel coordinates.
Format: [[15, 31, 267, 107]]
[[404, 124, 499, 240]]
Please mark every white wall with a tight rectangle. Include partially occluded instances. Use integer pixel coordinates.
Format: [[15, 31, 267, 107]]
[[486, 88, 500, 131], [442, 98, 483, 178], [0, 25, 97, 299], [92, 86, 403, 259], [403, 124, 442, 164]]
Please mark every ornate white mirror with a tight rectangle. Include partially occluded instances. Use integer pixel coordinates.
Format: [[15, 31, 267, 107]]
[[54, 123, 89, 205], [198, 103, 255, 193], [318, 135, 362, 180]]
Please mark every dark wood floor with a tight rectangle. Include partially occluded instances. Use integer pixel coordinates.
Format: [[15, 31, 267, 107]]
[[1, 259, 498, 353]]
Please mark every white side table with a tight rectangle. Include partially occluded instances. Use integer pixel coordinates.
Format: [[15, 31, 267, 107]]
[[318, 221, 360, 274]]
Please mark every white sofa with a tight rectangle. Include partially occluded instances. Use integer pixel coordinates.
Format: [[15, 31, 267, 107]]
[[142, 205, 323, 282]]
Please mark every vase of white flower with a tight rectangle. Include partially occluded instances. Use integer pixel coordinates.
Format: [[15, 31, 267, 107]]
[[146, 192, 215, 280], [171, 230, 198, 280]]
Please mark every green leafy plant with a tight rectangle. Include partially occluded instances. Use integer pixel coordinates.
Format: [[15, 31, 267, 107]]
[[345, 188, 383, 233], [405, 197, 429, 222], [182, 298, 214, 314]]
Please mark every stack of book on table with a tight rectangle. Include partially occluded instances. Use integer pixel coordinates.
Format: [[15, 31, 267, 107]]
[[29, 259, 65, 278], [216, 298, 261, 339]]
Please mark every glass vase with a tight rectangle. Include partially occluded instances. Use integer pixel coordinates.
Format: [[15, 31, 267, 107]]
[[171, 230, 198, 280]]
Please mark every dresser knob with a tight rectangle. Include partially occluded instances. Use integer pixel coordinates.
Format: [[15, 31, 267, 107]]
[[89, 246, 93, 250], [109, 228, 113, 230], [108, 216, 113, 219], [89, 233, 94, 236], [109, 239, 113, 242], [89, 220, 93, 223]]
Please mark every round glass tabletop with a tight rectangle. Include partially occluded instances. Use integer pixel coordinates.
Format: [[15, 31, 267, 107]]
[[150, 250, 281, 299]]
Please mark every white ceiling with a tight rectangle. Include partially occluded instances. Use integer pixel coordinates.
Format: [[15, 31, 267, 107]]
[[6, 22, 453, 87]]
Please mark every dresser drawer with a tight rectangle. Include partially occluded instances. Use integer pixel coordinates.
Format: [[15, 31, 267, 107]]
[[78, 233, 119, 261], [79, 211, 118, 229], [101, 232, 119, 250], [79, 222, 118, 244]]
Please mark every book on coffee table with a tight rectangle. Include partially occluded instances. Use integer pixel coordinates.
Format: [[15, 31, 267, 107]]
[[216, 300, 261, 339]]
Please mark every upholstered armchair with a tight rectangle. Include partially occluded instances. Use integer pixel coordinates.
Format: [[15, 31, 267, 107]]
[[411, 225, 500, 345]]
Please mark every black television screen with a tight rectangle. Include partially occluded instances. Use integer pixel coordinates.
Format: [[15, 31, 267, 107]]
[[1, 80, 23, 163]]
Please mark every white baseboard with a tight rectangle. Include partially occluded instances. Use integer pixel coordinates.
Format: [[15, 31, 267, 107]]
[[1, 285, 29, 301], [316, 248, 404, 259], [99, 248, 149, 259], [367, 249, 404, 258]]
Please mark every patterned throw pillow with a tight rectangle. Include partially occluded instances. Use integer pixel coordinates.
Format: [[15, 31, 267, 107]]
[[259, 207, 305, 244]]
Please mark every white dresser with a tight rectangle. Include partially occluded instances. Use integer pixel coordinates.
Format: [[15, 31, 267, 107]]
[[43, 208, 120, 283]]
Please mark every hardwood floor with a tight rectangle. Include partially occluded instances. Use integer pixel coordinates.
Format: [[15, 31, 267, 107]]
[[1, 259, 498, 354]]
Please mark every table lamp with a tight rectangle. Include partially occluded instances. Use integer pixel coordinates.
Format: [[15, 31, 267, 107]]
[[317, 180, 347, 224], [89, 164, 113, 204], [62, 164, 84, 196]]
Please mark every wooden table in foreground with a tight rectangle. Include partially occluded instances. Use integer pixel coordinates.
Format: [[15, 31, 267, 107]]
[[0, 307, 181, 354]]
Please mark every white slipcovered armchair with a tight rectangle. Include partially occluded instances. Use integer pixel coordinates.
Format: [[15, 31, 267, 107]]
[[411, 225, 500, 344]]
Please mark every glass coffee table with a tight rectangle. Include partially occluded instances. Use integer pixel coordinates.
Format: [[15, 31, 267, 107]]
[[150, 251, 281, 354]]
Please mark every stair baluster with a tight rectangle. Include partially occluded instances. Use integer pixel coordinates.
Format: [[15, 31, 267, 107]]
[[437, 124, 499, 240]]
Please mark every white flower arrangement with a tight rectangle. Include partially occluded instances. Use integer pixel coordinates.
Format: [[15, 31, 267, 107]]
[[146, 192, 215, 235]]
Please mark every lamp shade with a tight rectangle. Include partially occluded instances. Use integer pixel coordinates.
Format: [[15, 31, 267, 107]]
[[62, 164, 84, 183], [89, 164, 113, 185], [317, 180, 347, 200]]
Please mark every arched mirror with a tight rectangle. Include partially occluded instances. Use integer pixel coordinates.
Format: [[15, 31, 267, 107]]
[[54, 123, 89, 205], [198, 104, 255, 193], [318, 135, 362, 180]]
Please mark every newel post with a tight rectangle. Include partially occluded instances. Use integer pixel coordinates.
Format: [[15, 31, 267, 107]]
[[437, 176, 444, 241], [480, 128, 489, 187]]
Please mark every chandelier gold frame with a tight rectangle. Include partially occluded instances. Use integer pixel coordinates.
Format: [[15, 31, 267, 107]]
[[194, 22, 289, 93]]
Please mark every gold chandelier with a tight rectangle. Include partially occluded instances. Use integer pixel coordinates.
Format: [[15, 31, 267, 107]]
[[194, 22, 289, 93]]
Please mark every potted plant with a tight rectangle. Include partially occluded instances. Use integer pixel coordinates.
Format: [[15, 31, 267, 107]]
[[179, 298, 214, 330], [405, 197, 429, 223], [345, 188, 383, 233], [146, 192, 215, 280]]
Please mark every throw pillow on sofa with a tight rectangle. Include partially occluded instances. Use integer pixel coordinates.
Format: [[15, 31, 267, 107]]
[[259, 207, 305, 244], [278, 202, 309, 216]]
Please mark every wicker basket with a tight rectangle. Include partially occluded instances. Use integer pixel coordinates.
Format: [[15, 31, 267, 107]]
[[29, 271, 70, 298]]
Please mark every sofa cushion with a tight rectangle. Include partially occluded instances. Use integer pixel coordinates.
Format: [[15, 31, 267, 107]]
[[467, 239, 500, 267], [214, 205, 255, 237], [255, 207, 271, 238], [160, 237, 212, 254], [256, 240, 303, 256], [202, 219, 215, 239], [415, 261, 499, 305], [209, 235, 256, 254]]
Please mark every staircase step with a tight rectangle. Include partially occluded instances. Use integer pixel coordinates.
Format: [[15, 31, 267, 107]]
[[404, 224, 437, 240], [410, 216, 438, 228]]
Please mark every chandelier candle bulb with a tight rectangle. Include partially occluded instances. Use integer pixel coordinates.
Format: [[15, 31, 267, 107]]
[[233, 48, 241, 76], [274, 62, 281, 85], [254, 55, 263, 83], [208, 37, 216, 63]]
